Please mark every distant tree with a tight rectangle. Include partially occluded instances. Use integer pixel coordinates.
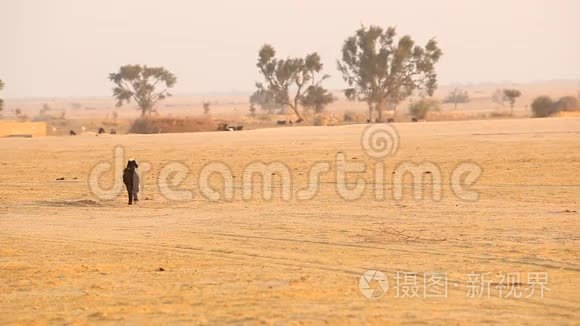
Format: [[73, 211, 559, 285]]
[[300, 86, 335, 114], [256, 44, 331, 121], [13, 108, 28, 121], [249, 104, 257, 117], [503, 89, 521, 116], [338, 26, 442, 122], [249, 90, 285, 114], [409, 98, 440, 120], [0, 79, 4, 112], [203, 101, 211, 115], [41, 103, 51, 115], [492, 88, 506, 106], [109, 65, 176, 116], [444, 88, 470, 109], [531, 96, 554, 117]]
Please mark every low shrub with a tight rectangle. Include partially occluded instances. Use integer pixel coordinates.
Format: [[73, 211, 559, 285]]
[[553, 96, 578, 112], [129, 117, 217, 134], [531, 96, 554, 117], [343, 111, 367, 123], [409, 98, 440, 120]]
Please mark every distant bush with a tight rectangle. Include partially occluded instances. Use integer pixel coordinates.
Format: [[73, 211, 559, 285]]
[[553, 96, 578, 112], [409, 98, 440, 120], [256, 114, 272, 122], [313, 115, 328, 126], [343, 111, 367, 123], [343, 111, 355, 122], [129, 117, 216, 134], [531, 96, 554, 117], [532, 95, 579, 118], [489, 110, 511, 118]]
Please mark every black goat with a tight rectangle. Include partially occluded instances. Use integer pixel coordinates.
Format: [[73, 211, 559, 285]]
[[122, 160, 140, 205]]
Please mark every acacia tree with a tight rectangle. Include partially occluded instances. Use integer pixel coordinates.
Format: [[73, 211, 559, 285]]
[[444, 88, 470, 109], [109, 65, 176, 116], [0, 79, 4, 112], [256, 44, 331, 121], [503, 89, 521, 116], [338, 26, 442, 122]]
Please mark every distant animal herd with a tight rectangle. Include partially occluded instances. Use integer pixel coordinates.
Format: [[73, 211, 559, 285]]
[[216, 123, 244, 131], [276, 118, 304, 126], [66, 116, 415, 136], [68, 127, 116, 136]]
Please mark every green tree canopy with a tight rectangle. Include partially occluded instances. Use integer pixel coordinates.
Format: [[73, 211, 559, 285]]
[[256, 44, 332, 121], [109, 65, 176, 116], [338, 25, 442, 122]]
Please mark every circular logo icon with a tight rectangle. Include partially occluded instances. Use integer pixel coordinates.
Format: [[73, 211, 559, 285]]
[[359, 270, 389, 299], [360, 124, 400, 159]]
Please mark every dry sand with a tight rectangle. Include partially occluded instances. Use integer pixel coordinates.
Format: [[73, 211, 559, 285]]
[[1, 118, 579, 324]]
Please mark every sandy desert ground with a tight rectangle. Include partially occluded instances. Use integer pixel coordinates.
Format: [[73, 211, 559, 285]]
[[1, 117, 579, 324]]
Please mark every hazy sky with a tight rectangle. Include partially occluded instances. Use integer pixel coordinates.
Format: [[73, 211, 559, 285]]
[[1, 0, 579, 98]]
